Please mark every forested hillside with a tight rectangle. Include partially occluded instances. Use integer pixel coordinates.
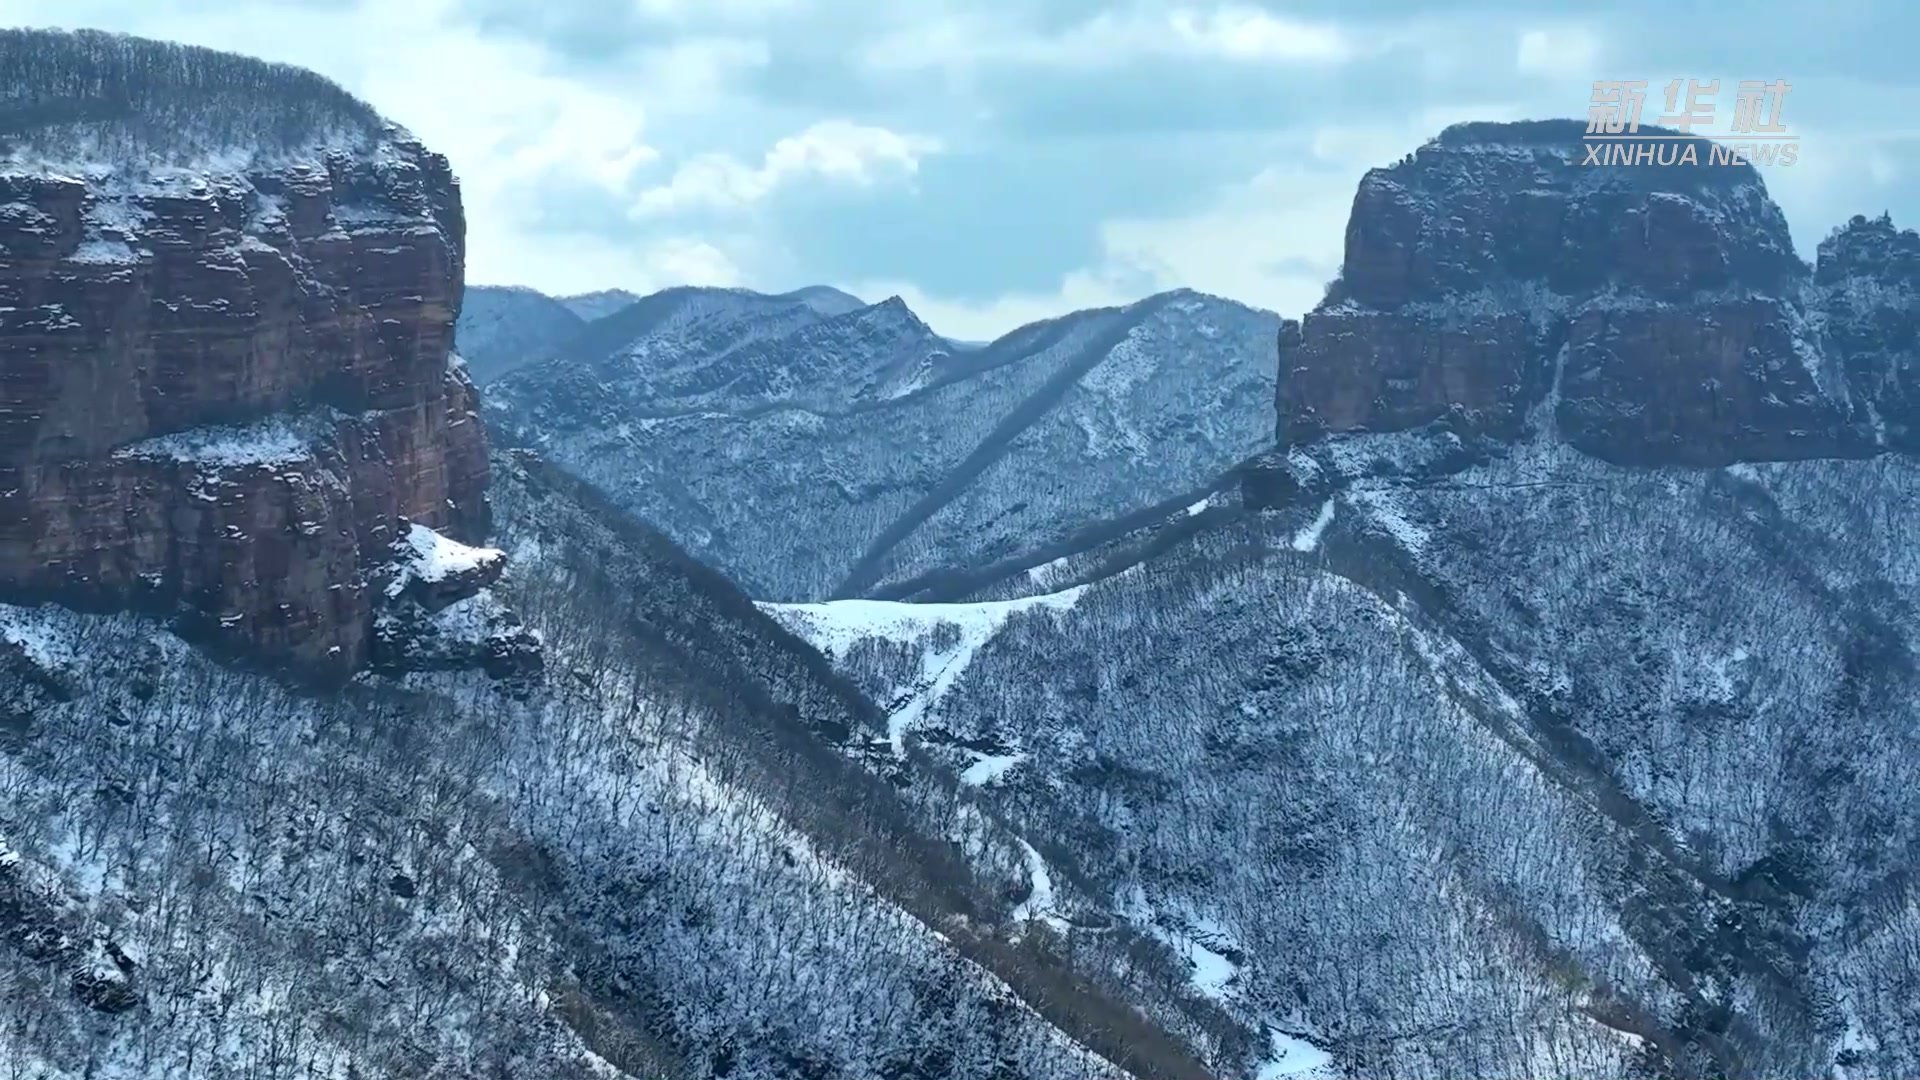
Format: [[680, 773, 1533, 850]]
[[486, 285, 1278, 600], [772, 427, 1920, 1080], [0, 450, 1230, 1080]]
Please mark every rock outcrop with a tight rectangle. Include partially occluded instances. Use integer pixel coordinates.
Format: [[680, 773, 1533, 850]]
[[0, 29, 528, 682], [1277, 119, 1912, 466], [1817, 212, 1920, 452]]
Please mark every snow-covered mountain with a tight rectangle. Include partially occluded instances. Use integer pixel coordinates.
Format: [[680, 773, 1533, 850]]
[[457, 284, 877, 391], [457, 285, 587, 383], [0, 450, 1228, 1080], [769, 428, 1920, 1080], [11, 29, 1920, 1080], [0, 31, 1224, 1080], [557, 288, 642, 322], [485, 285, 1281, 600], [745, 122, 1920, 1079]]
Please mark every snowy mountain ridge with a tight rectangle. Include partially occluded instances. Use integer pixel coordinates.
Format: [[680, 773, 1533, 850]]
[[483, 284, 1281, 601]]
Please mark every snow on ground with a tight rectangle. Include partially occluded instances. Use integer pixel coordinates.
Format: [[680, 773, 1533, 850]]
[[960, 751, 1027, 786], [1024, 553, 1076, 590], [1834, 992, 1877, 1080], [114, 412, 328, 469], [385, 523, 505, 598], [69, 237, 139, 264], [1112, 881, 1341, 1077], [762, 586, 1088, 756], [0, 602, 83, 670], [1010, 839, 1069, 932], [1182, 917, 1241, 1000], [1349, 486, 1430, 555], [1291, 499, 1336, 552], [1116, 885, 1245, 1003], [1255, 1027, 1338, 1079]]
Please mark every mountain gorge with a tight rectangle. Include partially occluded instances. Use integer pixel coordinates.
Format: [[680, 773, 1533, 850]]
[[0, 29, 1218, 1080], [5, 25, 1920, 1080]]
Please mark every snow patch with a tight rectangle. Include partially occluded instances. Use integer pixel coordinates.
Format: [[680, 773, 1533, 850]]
[[1079, 324, 1157, 397], [69, 237, 139, 264], [1350, 487, 1430, 555], [1011, 839, 1069, 932], [1255, 1027, 1338, 1079], [1024, 554, 1075, 590], [0, 603, 81, 670], [385, 524, 504, 599], [1291, 499, 1336, 552], [114, 413, 329, 469], [960, 752, 1027, 786], [762, 586, 1089, 756], [1114, 891, 1246, 1003]]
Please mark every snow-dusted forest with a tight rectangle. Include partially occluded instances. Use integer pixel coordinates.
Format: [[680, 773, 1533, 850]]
[[6, 19, 1920, 1080]]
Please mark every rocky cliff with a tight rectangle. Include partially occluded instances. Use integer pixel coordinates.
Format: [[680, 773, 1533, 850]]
[[1277, 119, 1912, 467], [0, 29, 530, 681]]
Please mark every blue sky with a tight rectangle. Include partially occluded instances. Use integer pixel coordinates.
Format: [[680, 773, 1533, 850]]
[[2, 0, 1915, 338]]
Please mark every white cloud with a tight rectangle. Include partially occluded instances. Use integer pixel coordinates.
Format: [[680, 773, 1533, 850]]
[[631, 120, 940, 217], [475, 231, 750, 296], [1516, 26, 1603, 78], [852, 145, 1357, 341], [864, 3, 1360, 74], [857, 110, 1534, 343], [1165, 6, 1353, 63], [853, 274, 1141, 344], [630, 0, 803, 23]]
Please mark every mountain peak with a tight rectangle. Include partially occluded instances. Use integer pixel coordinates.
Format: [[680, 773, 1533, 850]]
[[557, 287, 641, 321], [775, 284, 867, 316]]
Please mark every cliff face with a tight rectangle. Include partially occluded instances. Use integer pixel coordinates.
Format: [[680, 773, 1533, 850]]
[[0, 31, 522, 682], [1279, 120, 1910, 466], [1818, 212, 1920, 452]]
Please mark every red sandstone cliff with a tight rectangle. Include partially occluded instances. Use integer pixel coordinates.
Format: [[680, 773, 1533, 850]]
[[1277, 120, 1904, 467], [0, 30, 529, 681]]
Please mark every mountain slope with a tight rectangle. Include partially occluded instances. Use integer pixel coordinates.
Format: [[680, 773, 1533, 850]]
[[769, 432, 1920, 1080], [753, 121, 1920, 1080], [0, 448, 1231, 1080], [457, 285, 587, 383], [487, 286, 1279, 601]]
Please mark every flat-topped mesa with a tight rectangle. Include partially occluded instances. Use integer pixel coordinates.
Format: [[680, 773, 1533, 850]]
[[0, 28, 531, 682], [1278, 119, 1914, 466]]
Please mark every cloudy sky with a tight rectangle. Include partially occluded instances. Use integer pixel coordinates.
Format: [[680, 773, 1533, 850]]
[[2, 0, 1913, 338]]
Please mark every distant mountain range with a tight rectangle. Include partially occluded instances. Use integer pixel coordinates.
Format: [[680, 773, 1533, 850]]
[[466, 283, 1281, 601]]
